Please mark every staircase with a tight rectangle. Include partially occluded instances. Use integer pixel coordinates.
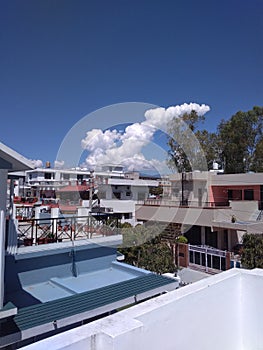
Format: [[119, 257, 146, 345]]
[[249, 209, 263, 221], [160, 223, 181, 242], [257, 210, 263, 221]]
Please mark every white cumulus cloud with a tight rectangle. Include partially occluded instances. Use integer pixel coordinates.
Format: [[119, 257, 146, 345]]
[[81, 129, 120, 152], [31, 159, 43, 168], [54, 160, 65, 169], [144, 103, 210, 129], [81, 103, 210, 172]]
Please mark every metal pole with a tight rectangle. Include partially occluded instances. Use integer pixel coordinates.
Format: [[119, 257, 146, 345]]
[[205, 246, 208, 272], [0, 169, 8, 309], [181, 172, 186, 205], [89, 171, 94, 212], [0, 210, 5, 308]]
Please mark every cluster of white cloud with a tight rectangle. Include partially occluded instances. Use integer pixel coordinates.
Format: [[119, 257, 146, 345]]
[[81, 103, 210, 173], [54, 160, 65, 169], [31, 159, 43, 168], [31, 160, 66, 169]]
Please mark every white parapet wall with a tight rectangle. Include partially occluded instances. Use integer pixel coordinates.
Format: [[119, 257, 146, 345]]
[[20, 268, 263, 350]]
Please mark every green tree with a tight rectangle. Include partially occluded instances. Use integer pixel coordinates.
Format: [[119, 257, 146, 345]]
[[241, 233, 263, 269], [167, 106, 263, 174], [251, 137, 263, 172], [149, 185, 163, 197], [195, 130, 223, 169], [138, 237, 175, 274], [218, 106, 263, 173], [167, 111, 208, 172], [119, 223, 175, 274]]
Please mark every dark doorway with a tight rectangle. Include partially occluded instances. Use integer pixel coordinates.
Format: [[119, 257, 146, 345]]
[[205, 227, 218, 248], [184, 226, 201, 245]]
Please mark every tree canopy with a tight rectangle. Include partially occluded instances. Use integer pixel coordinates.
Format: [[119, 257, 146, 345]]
[[167, 106, 263, 174], [241, 233, 263, 269], [119, 223, 176, 274], [167, 111, 207, 172], [218, 106, 263, 173]]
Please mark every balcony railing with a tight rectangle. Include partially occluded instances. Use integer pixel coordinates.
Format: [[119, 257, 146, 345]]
[[137, 199, 229, 208], [17, 215, 119, 247]]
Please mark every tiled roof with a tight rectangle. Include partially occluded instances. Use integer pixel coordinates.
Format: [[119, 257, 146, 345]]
[[57, 185, 90, 192]]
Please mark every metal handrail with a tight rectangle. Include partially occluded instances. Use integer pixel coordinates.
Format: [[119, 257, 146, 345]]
[[137, 199, 230, 208], [18, 215, 119, 246]]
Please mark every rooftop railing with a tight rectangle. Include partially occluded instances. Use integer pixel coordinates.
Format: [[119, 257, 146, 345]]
[[137, 199, 230, 208], [17, 215, 119, 247]]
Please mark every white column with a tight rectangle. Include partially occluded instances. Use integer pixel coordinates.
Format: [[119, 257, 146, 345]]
[[51, 207, 60, 234], [0, 169, 8, 309], [8, 178, 15, 218], [35, 206, 41, 219]]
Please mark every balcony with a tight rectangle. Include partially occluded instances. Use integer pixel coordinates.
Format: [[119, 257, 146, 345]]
[[9, 215, 120, 251], [135, 199, 263, 233], [139, 199, 229, 208]]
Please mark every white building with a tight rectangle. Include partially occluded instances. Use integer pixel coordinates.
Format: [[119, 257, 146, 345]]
[[0, 142, 33, 310], [98, 177, 159, 226], [19, 267, 263, 350], [23, 165, 159, 226], [25, 166, 92, 198]]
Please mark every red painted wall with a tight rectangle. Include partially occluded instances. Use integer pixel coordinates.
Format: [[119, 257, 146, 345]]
[[211, 185, 261, 204]]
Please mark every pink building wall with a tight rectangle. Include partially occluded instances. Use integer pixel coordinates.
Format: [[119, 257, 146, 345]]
[[210, 185, 261, 205]]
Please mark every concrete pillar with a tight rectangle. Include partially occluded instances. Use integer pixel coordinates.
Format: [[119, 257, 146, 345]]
[[8, 178, 15, 219], [51, 207, 60, 235], [0, 170, 7, 216], [0, 169, 8, 309], [35, 206, 42, 220], [51, 207, 59, 218], [227, 229, 232, 251]]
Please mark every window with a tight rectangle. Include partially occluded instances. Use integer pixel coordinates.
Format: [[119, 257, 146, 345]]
[[244, 189, 254, 200], [62, 173, 70, 180], [138, 192, 146, 200], [228, 189, 242, 200], [205, 227, 218, 248], [124, 213, 132, 219], [113, 192, 121, 199], [44, 173, 52, 180]]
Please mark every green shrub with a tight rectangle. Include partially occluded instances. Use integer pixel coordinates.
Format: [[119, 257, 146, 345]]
[[176, 235, 188, 244]]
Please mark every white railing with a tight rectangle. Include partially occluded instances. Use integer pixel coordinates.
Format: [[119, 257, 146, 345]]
[[189, 245, 228, 271]]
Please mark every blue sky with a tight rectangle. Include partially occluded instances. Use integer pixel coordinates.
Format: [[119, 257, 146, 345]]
[[0, 0, 262, 168]]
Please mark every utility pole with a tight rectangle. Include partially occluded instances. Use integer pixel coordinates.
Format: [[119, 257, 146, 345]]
[[181, 172, 186, 206], [89, 170, 94, 213]]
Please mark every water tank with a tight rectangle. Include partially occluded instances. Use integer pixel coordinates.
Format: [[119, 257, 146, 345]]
[[212, 161, 219, 170]]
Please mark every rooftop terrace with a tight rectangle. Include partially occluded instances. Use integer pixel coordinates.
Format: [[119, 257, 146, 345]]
[[1, 237, 178, 348], [20, 268, 263, 350]]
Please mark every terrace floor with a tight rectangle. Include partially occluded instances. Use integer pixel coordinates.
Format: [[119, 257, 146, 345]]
[[12, 264, 146, 304]]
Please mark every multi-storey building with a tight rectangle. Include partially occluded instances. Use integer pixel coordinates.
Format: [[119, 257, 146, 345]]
[[0, 144, 176, 349], [136, 171, 263, 252], [19, 164, 159, 225]]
